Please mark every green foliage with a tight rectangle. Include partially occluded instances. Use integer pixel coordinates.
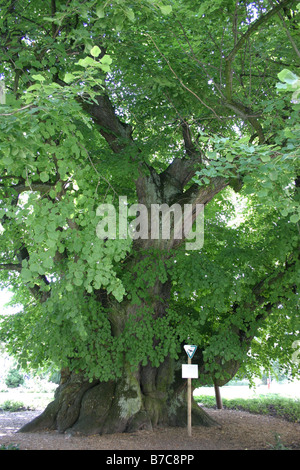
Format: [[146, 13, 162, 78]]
[[0, 443, 20, 450], [0, 400, 27, 412], [194, 395, 300, 423], [5, 369, 24, 389], [0, 0, 299, 385]]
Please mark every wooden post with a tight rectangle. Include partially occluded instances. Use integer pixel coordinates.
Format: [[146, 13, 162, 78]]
[[214, 382, 223, 409], [187, 356, 192, 436]]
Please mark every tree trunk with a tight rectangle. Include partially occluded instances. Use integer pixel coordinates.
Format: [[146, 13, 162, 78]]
[[19, 277, 218, 435], [214, 383, 223, 410], [19, 156, 226, 436], [19, 357, 217, 435]]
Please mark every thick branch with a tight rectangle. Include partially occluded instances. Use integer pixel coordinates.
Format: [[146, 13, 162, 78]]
[[181, 120, 200, 159], [160, 158, 197, 194], [51, 0, 57, 38], [81, 93, 133, 154], [54, 72, 132, 155], [160, 121, 203, 195], [178, 177, 229, 207], [171, 176, 229, 249]]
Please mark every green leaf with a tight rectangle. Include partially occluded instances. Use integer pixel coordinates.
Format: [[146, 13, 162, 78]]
[[260, 155, 270, 162], [90, 46, 101, 58], [99, 55, 113, 73], [32, 74, 46, 82], [64, 73, 76, 84], [280, 209, 289, 217], [100, 55, 113, 65], [96, 6, 105, 18], [269, 171, 278, 181], [21, 268, 33, 282], [126, 8, 135, 21], [27, 84, 42, 92], [257, 189, 269, 198], [159, 5, 172, 15], [74, 277, 83, 286], [40, 172, 49, 182], [276, 82, 287, 90], [290, 214, 300, 223], [77, 57, 95, 68], [278, 69, 298, 85]]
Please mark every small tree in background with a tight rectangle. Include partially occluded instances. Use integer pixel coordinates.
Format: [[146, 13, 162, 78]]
[[5, 367, 24, 389]]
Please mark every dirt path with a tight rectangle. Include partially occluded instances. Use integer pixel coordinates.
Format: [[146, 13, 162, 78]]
[[0, 408, 299, 450]]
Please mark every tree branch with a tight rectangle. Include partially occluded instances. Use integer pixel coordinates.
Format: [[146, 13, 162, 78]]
[[178, 176, 229, 207], [51, 0, 57, 38], [0, 104, 34, 116], [0, 263, 22, 272], [276, 8, 300, 60], [0, 182, 57, 196], [144, 32, 221, 120], [80, 93, 133, 154], [225, 100, 265, 143], [159, 120, 204, 197], [167, 176, 229, 249], [224, 0, 294, 142], [225, 0, 294, 88]]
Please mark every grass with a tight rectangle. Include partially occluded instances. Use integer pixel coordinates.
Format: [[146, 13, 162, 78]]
[[0, 380, 56, 411], [0, 399, 30, 412], [194, 394, 300, 423]]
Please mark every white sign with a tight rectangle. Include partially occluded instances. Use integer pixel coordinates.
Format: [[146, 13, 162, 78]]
[[182, 364, 198, 379], [184, 344, 197, 359]]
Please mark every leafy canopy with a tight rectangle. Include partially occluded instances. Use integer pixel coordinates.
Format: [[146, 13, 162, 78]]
[[0, 0, 299, 384]]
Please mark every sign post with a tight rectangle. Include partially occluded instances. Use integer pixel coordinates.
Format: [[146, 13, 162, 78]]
[[182, 345, 198, 437], [187, 355, 192, 437]]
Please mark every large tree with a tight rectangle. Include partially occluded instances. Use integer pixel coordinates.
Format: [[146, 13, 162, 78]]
[[0, 0, 299, 435]]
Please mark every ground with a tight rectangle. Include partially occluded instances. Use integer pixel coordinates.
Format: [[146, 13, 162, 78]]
[[0, 407, 299, 450]]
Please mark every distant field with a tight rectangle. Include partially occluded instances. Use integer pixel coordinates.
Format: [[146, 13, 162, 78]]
[[194, 381, 300, 400], [0, 388, 55, 410]]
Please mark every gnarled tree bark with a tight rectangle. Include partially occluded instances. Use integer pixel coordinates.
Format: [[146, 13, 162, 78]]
[[19, 355, 218, 435]]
